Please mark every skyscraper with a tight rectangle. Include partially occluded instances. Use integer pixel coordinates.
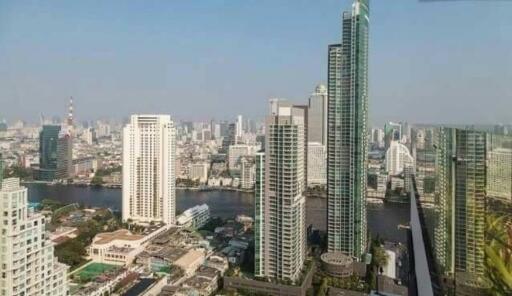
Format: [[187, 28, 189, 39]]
[[385, 141, 414, 176], [0, 153, 3, 185], [236, 114, 243, 141], [254, 151, 265, 277], [36, 125, 72, 181], [254, 99, 306, 282], [221, 123, 237, 152], [433, 127, 455, 276], [56, 132, 73, 179], [433, 127, 512, 295], [67, 96, 74, 134], [122, 115, 176, 225], [487, 143, 512, 204], [385, 122, 402, 149], [37, 125, 60, 181], [308, 84, 328, 146], [326, 0, 369, 259], [0, 178, 69, 296], [433, 127, 497, 291]]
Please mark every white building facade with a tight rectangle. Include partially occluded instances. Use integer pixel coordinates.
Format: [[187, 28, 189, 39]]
[[189, 163, 209, 184], [255, 99, 306, 283], [385, 141, 414, 176], [228, 144, 252, 172], [176, 204, 210, 229], [307, 142, 327, 186], [240, 156, 256, 190], [0, 178, 68, 296], [307, 84, 328, 146], [122, 115, 176, 225]]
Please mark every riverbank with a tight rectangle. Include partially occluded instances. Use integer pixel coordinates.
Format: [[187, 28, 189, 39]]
[[22, 180, 254, 193], [24, 182, 416, 244]]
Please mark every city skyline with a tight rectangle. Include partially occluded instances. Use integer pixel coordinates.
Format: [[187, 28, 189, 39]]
[[1, 1, 511, 124], [0, 0, 511, 294]]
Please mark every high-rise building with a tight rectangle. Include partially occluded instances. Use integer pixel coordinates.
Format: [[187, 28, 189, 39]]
[[326, 0, 369, 259], [67, 96, 74, 131], [434, 127, 455, 276], [81, 127, 96, 145], [36, 125, 72, 181], [37, 125, 60, 180], [269, 100, 309, 191], [385, 141, 414, 176], [189, 162, 209, 184], [0, 178, 68, 296], [487, 146, 512, 203], [240, 156, 256, 190], [56, 132, 73, 180], [308, 84, 328, 146], [122, 115, 176, 225], [385, 122, 402, 149], [222, 123, 237, 152], [370, 128, 385, 149], [434, 128, 487, 278], [228, 144, 252, 173], [307, 142, 327, 186], [254, 152, 265, 277], [0, 153, 3, 185], [254, 99, 306, 282], [433, 129, 512, 293], [236, 115, 243, 140], [212, 123, 221, 140]]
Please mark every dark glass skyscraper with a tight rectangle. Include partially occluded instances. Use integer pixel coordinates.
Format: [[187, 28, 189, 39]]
[[37, 125, 72, 181], [37, 125, 61, 181], [327, 0, 370, 259]]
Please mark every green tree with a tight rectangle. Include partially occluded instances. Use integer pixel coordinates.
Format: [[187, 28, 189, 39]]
[[372, 245, 389, 271], [3, 165, 32, 180], [485, 214, 512, 294], [317, 278, 329, 296], [91, 175, 104, 186]]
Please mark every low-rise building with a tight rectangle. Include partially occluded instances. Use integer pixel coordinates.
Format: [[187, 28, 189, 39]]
[[73, 156, 99, 176], [174, 249, 206, 275], [181, 266, 220, 296], [176, 204, 210, 229], [50, 226, 79, 245], [88, 226, 171, 266], [205, 254, 229, 275]]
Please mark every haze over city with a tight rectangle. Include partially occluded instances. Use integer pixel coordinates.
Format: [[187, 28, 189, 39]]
[[1, 0, 512, 295], [1, 0, 511, 124]]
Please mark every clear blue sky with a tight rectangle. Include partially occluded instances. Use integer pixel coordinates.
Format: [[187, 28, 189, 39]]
[[0, 0, 511, 125]]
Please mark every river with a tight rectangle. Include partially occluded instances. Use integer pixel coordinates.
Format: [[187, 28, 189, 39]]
[[25, 183, 410, 243]]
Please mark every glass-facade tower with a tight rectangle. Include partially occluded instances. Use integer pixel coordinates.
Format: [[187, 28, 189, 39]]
[[431, 127, 512, 293], [327, 0, 369, 259], [38, 125, 61, 181]]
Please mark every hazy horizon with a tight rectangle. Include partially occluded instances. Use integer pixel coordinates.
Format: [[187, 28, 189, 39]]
[[1, 0, 511, 125]]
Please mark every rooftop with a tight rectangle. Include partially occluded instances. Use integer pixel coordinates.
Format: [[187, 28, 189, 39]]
[[321, 252, 354, 266], [93, 229, 144, 245], [174, 249, 204, 268]]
